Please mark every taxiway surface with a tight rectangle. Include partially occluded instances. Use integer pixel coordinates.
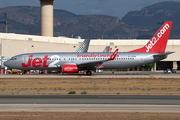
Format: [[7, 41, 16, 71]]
[[0, 71, 179, 78], [1, 104, 180, 112], [1, 95, 180, 112], [1, 95, 180, 104]]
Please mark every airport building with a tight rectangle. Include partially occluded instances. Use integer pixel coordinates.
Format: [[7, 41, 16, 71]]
[[0, 32, 179, 71]]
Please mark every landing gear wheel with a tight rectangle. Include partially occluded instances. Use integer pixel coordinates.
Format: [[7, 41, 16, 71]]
[[86, 70, 92, 75]]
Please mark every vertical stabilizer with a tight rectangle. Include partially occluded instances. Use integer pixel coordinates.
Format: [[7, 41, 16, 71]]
[[75, 39, 90, 53], [129, 21, 172, 53], [103, 46, 110, 52]]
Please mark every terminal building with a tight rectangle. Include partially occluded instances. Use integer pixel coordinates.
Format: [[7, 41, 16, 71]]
[[0, 32, 179, 71]]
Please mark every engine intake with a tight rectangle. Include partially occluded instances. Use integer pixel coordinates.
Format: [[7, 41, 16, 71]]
[[62, 64, 78, 73]]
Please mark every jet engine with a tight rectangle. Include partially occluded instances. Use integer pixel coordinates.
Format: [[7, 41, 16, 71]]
[[62, 64, 79, 73]]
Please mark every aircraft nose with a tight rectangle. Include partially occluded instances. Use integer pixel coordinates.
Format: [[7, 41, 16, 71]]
[[3, 60, 9, 67]]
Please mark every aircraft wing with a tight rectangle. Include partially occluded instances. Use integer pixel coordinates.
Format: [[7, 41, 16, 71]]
[[77, 49, 119, 68], [78, 60, 105, 68], [153, 51, 174, 56]]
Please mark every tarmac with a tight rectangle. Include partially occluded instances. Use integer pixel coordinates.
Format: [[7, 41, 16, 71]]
[[1, 104, 180, 112], [1, 95, 180, 112], [0, 71, 179, 78], [1, 71, 180, 112]]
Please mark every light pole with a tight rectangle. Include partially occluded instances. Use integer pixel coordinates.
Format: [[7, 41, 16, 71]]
[[0, 20, 8, 33], [0, 21, 5, 33], [5, 20, 8, 33]]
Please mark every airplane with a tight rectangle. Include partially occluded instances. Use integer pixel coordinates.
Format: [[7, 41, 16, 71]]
[[75, 39, 90, 53], [4, 21, 173, 75], [103, 46, 111, 53]]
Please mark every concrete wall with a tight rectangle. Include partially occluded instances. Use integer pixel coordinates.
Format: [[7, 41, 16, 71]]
[[1, 39, 78, 57]]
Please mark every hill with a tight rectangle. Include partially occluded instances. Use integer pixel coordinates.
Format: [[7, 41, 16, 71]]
[[0, 1, 180, 39], [0, 6, 138, 39], [122, 1, 180, 39]]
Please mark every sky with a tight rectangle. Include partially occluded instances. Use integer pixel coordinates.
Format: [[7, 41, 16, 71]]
[[0, 0, 179, 19]]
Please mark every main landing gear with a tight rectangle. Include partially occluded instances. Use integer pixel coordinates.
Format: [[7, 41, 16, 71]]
[[86, 70, 92, 75]]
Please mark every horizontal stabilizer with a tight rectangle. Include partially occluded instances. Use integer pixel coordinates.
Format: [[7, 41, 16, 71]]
[[153, 51, 174, 56]]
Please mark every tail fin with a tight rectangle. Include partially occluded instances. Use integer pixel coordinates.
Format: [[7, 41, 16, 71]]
[[75, 39, 90, 53], [109, 49, 119, 60], [103, 46, 110, 52], [108, 48, 112, 52], [129, 21, 172, 53]]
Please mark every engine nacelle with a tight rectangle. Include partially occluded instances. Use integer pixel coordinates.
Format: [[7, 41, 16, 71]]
[[62, 64, 79, 73]]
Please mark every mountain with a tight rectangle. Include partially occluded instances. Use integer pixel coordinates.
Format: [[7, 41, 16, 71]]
[[0, 6, 138, 39], [0, 1, 180, 39], [122, 1, 180, 39]]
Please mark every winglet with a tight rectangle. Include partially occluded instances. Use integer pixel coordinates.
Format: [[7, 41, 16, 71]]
[[109, 49, 119, 60]]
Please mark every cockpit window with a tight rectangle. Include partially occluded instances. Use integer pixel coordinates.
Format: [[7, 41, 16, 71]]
[[10, 57, 17, 61]]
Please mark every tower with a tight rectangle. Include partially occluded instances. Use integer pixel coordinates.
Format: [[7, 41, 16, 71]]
[[39, 0, 54, 37]]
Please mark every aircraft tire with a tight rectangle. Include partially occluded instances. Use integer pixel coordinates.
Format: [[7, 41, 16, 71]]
[[86, 70, 91, 75]]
